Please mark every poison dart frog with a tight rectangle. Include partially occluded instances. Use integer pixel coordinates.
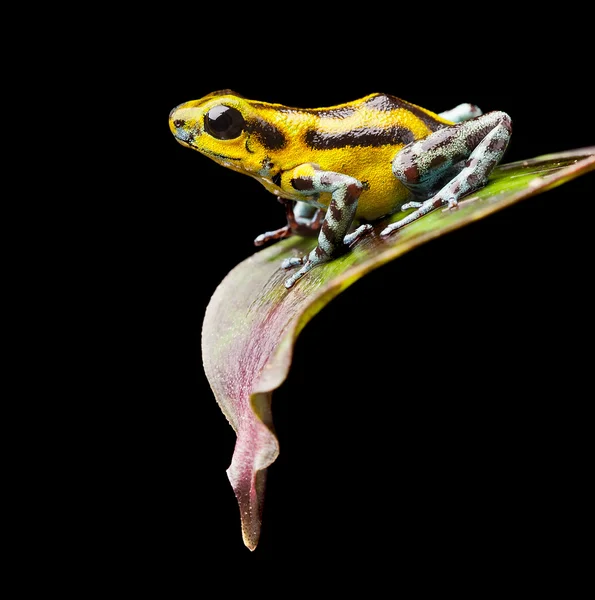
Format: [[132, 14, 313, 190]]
[[169, 91, 511, 288]]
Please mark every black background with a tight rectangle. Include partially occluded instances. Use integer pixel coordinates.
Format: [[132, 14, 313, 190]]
[[48, 19, 593, 577]]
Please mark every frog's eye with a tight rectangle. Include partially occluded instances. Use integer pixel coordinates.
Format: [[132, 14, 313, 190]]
[[204, 105, 245, 140]]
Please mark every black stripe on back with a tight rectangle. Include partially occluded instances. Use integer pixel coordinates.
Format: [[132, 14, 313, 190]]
[[365, 93, 445, 132], [249, 103, 357, 119], [305, 126, 415, 150]]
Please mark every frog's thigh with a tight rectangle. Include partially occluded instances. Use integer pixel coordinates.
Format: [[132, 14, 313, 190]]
[[383, 111, 512, 235]]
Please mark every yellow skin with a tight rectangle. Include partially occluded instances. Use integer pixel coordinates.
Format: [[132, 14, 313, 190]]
[[169, 91, 511, 287], [169, 90, 452, 221]]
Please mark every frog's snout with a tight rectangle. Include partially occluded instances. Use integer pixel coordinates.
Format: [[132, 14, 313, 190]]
[[168, 106, 179, 133], [169, 107, 185, 135], [169, 105, 197, 145]]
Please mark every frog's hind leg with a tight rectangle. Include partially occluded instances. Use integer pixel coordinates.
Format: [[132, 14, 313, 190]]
[[439, 103, 482, 123], [254, 200, 322, 246], [291, 201, 323, 236], [381, 111, 512, 237]]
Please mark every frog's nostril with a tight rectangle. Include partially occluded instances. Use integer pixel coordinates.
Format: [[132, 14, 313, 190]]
[[169, 104, 186, 127]]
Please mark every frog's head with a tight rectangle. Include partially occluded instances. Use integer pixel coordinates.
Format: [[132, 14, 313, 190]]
[[169, 90, 286, 177]]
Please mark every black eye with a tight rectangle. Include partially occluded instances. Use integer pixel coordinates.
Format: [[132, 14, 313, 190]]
[[173, 119, 185, 128], [204, 105, 244, 140]]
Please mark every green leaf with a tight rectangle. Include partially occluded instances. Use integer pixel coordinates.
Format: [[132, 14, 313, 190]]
[[201, 148, 595, 550]]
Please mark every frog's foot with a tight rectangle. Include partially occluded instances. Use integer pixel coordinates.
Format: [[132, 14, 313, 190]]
[[381, 197, 458, 236], [282, 223, 371, 288], [282, 247, 331, 289], [283, 261, 314, 289], [254, 225, 291, 246], [439, 103, 482, 123], [344, 223, 373, 245]]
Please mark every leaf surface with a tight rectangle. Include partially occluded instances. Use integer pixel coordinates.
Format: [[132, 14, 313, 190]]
[[201, 148, 595, 549]]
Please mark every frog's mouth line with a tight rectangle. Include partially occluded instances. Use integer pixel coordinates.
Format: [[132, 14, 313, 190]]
[[175, 137, 241, 162], [201, 148, 241, 161]]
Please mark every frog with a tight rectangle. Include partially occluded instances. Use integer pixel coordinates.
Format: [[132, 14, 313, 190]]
[[169, 91, 512, 288]]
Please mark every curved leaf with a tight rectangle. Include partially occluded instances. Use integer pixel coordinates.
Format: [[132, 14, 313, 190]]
[[201, 148, 595, 550]]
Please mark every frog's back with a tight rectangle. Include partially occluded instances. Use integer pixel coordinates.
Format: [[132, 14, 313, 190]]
[[260, 92, 450, 137], [343, 92, 450, 133], [270, 93, 452, 220]]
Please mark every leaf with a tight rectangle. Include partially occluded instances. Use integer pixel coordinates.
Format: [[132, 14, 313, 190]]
[[201, 148, 595, 550]]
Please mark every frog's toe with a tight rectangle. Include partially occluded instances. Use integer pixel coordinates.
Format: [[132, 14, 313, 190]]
[[344, 223, 373, 245], [284, 260, 314, 288], [401, 201, 423, 211], [281, 256, 306, 270], [380, 222, 403, 237]]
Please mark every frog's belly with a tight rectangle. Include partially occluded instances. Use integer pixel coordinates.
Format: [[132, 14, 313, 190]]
[[356, 170, 409, 221], [316, 147, 410, 221], [316, 177, 407, 221]]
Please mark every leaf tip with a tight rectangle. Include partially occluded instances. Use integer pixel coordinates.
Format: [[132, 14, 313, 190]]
[[227, 466, 267, 551]]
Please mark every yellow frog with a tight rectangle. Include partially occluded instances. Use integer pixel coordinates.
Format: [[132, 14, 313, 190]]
[[169, 91, 511, 287]]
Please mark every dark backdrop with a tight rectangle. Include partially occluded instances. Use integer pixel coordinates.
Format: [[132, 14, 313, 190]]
[[80, 26, 593, 575]]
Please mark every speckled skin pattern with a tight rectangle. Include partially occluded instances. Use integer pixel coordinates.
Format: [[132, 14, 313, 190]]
[[169, 92, 511, 287]]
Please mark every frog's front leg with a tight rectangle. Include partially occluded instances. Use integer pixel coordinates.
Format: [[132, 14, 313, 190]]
[[281, 163, 371, 289], [254, 201, 322, 246], [381, 111, 512, 237]]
